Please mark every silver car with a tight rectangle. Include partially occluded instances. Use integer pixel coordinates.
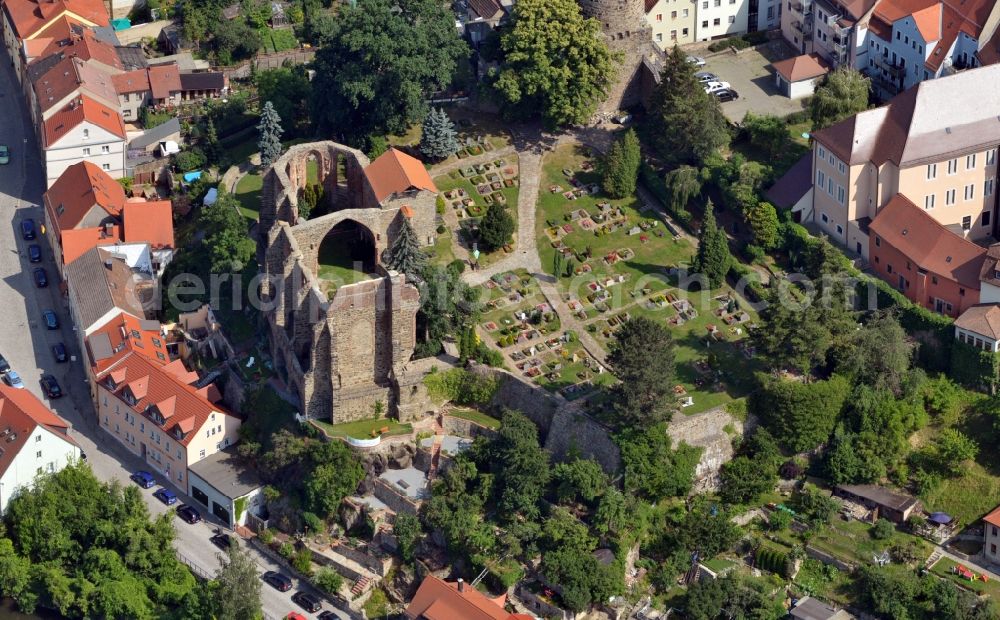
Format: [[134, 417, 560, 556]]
[[687, 55, 707, 67], [695, 71, 719, 83]]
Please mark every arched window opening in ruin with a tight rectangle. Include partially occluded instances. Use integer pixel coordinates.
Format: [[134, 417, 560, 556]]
[[316, 219, 378, 294]]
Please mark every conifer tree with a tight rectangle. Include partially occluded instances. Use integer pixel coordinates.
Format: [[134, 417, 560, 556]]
[[419, 107, 459, 161], [602, 129, 642, 198], [479, 202, 514, 251], [204, 118, 221, 165], [257, 101, 284, 167], [384, 217, 426, 278], [692, 200, 731, 288]]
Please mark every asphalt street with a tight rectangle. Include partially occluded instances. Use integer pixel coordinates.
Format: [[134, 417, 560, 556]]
[[0, 50, 348, 620]]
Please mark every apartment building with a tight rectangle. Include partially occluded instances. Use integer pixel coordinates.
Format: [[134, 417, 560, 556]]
[[806, 63, 1000, 263], [695, 0, 751, 39], [112, 64, 182, 122], [781, 0, 878, 67], [863, 0, 1000, 97], [868, 193, 985, 316], [0, 384, 81, 512], [646, 0, 697, 46], [95, 351, 241, 489], [0, 0, 109, 84]]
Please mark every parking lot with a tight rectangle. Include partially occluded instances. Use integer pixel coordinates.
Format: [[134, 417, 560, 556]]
[[697, 41, 809, 122]]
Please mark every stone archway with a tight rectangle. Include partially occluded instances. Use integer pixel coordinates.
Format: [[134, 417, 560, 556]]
[[315, 218, 378, 288]]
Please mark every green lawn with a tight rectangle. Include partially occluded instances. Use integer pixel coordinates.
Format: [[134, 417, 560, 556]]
[[930, 557, 1000, 598], [235, 173, 263, 220], [920, 463, 1000, 527], [261, 27, 298, 52], [536, 144, 761, 414], [448, 408, 501, 430], [313, 417, 413, 440], [806, 519, 932, 567]]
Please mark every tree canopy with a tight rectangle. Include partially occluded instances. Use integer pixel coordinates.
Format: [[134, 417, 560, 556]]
[[479, 202, 515, 251], [257, 101, 283, 168], [602, 129, 641, 198], [0, 464, 208, 618], [607, 316, 677, 428], [494, 0, 615, 126], [751, 374, 850, 452], [810, 69, 871, 130], [692, 200, 731, 289], [383, 217, 427, 279], [310, 0, 468, 148], [647, 46, 730, 165], [420, 107, 460, 161]]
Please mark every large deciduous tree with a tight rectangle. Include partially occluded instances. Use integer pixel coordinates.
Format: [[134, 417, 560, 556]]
[[692, 200, 731, 289], [419, 107, 459, 161], [213, 544, 263, 620], [810, 68, 871, 130], [257, 101, 283, 167], [618, 424, 702, 500], [607, 316, 676, 428], [647, 46, 730, 165], [602, 129, 641, 198], [751, 374, 850, 452], [494, 0, 615, 127], [256, 68, 312, 138], [310, 0, 468, 148]]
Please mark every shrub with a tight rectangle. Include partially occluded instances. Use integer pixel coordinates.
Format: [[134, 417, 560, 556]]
[[292, 548, 313, 576], [743, 244, 765, 262], [314, 568, 343, 594], [436, 224, 448, 235], [303, 511, 325, 534], [174, 148, 207, 172], [279, 542, 295, 558], [436, 194, 446, 214], [259, 528, 275, 544], [871, 518, 895, 540], [756, 547, 789, 576], [423, 368, 499, 405]]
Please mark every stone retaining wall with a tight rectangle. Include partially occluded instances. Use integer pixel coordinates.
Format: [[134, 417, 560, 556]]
[[442, 414, 499, 440]]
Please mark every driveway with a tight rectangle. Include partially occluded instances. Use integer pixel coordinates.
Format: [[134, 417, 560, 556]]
[[700, 41, 809, 122], [0, 48, 350, 620]]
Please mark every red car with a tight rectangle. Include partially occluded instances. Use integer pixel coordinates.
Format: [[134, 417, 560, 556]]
[[286, 613, 307, 620]]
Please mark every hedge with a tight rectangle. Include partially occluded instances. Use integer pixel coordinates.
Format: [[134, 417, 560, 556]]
[[755, 547, 789, 576], [728, 261, 766, 303], [950, 340, 999, 394]]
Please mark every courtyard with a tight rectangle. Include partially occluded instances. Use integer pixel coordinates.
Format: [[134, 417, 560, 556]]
[[698, 43, 809, 122]]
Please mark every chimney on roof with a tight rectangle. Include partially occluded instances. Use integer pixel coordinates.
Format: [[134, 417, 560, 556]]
[[103, 222, 114, 237], [457, 579, 465, 593]]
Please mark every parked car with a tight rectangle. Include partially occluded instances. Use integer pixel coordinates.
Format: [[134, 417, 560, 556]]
[[153, 488, 178, 505], [0, 145, 9, 165], [703, 81, 732, 94], [695, 71, 718, 83], [286, 614, 307, 620], [4, 370, 24, 389], [176, 504, 202, 524], [0, 353, 10, 374], [20, 219, 35, 240], [41, 310, 58, 330], [39, 374, 62, 399], [52, 343, 67, 363], [714, 88, 739, 102], [210, 533, 233, 550], [318, 612, 340, 620], [27, 244, 41, 263], [612, 112, 632, 124], [130, 470, 155, 488], [292, 591, 322, 613], [263, 571, 293, 592], [686, 55, 706, 67], [33, 267, 48, 288]]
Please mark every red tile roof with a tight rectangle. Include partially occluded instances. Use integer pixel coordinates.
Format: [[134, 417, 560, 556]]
[[111, 68, 150, 93], [42, 94, 125, 148], [44, 160, 126, 237], [929, 0, 994, 70], [122, 199, 174, 249], [147, 63, 181, 99], [364, 148, 438, 203], [985, 504, 1000, 527], [869, 193, 986, 289], [405, 577, 532, 620], [2, 0, 110, 40], [25, 20, 123, 70], [771, 53, 831, 82], [96, 351, 234, 447], [0, 383, 77, 478], [33, 54, 118, 115], [59, 224, 120, 265], [85, 312, 168, 373]]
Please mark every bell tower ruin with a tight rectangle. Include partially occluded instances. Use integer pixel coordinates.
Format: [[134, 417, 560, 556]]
[[579, 0, 664, 114]]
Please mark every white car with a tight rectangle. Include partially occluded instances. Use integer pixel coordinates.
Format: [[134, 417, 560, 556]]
[[687, 55, 707, 67], [703, 81, 731, 93]]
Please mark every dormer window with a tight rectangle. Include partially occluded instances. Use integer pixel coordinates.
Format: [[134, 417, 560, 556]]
[[122, 389, 136, 406]]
